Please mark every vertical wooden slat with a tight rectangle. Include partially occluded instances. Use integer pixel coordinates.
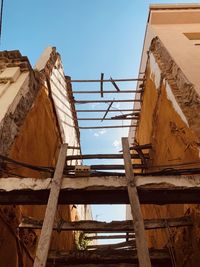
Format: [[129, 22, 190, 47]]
[[110, 76, 120, 91], [100, 73, 104, 97], [122, 137, 151, 267], [33, 144, 68, 267]]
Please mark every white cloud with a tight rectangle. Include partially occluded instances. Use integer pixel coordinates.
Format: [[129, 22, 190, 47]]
[[113, 139, 120, 148], [94, 129, 107, 137]]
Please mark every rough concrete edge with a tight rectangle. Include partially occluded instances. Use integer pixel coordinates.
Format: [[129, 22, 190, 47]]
[[65, 76, 81, 147], [38, 47, 81, 146], [38, 47, 68, 144], [0, 70, 40, 156], [150, 37, 200, 140]]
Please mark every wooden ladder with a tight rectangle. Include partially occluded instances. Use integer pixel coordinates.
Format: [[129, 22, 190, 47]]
[[33, 144, 68, 267], [31, 138, 152, 267]]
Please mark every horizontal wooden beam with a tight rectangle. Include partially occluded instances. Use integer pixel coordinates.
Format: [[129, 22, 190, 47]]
[[87, 240, 136, 250], [47, 249, 171, 266], [65, 164, 145, 171], [75, 99, 141, 104], [79, 125, 137, 129], [85, 234, 135, 240], [73, 90, 140, 94], [76, 109, 141, 113], [77, 117, 138, 121], [1, 175, 200, 204], [19, 216, 192, 232], [65, 153, 149, 160], [66, 78, 144, 83], [47, 264, 138, 267]]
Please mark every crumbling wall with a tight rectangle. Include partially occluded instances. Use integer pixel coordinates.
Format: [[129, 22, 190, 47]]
[[134, 38, 200, 266], [0, 50, 78, 267]]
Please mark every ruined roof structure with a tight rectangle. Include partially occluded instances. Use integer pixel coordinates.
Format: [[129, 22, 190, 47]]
[[1, 3, 200, 267], [127, 4, 200, 267]]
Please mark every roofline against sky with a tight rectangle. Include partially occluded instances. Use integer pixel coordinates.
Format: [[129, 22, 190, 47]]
[[149, 3, 200, 10]]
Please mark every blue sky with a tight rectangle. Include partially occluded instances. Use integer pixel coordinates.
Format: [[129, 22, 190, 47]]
[[2, 0, 199, 244]]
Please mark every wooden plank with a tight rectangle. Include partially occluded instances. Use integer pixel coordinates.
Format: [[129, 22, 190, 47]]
[[79, 125, 137, 129], [66, 78, 144, 83], [65, 153, 149, 160], [75, 99, 141, 104], [77, 117, 138, 120], [102, 101, 113, 121], [122, 138, 151, 267], [87, 240, 136, 250], [65, 164, 145, 170], [76, 109, 141, 112], [1, 175, 200, 204], [47, 249, 171, 266], [85, 235, 135, 240], [33, 144, 68, 267], [73, 90, 140, 94], [100, 73, 104, 97], [47, 264, 138, 267], [20, 216, 192, 231], [110, 76, 120, 91]]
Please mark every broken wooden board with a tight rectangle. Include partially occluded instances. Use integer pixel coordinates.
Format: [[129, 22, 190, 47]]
[[0, 175, 200, 204], [47, 249, 171, 267], [87, 240, 135, 250], [19, 216, 192, 232], [47, 264, 139, 267]]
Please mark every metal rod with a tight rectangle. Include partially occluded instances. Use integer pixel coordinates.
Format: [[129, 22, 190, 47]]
[[66, 78, 144, 83], [72, 90, 140, 94], [79, 125, 137, 129], [76, 109, 141, 112], [75, 99, 141, 104]]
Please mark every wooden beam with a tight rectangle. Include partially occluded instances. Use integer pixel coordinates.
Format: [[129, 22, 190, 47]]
[[100, 73, 104, 97], [85, 234, 135, 240], [122, 137, 151, 267], [75, 99, 141, 104], [110, 77, 120, 91], [87, 240, 136, 250], [73, 90, 140, 94], [65, 164, 145, 171], [77, 117, 138, 120], [19, 216, 192, 232], [33, 144, 68, 267], [47, 249, 171, 266], [1, 175, 200, 204], [65, 153, 149, 160], [79, 125, 137, 129], [76, 109, 141, 112], [47, 264, 139, 267], [66, 78, 145, 83], [102, 101, 113, 121]]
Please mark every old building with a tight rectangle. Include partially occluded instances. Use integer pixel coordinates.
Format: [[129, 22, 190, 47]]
[[0, 47, 91, 267], [128, 4, 200, 267]]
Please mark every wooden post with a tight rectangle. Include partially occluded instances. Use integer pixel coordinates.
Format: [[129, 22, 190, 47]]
[[122, 137, 151, 267], [33, 144, 68, 267]]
